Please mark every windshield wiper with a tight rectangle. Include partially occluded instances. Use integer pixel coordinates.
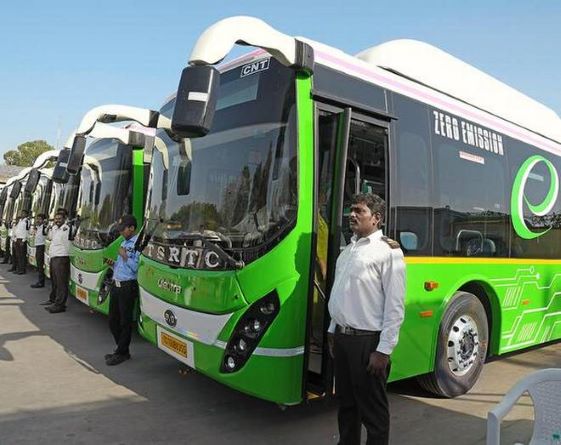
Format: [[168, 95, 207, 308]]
[[66, 217, 81, 241], [182, 232, 244, 270], [135, 218, 161, 252]]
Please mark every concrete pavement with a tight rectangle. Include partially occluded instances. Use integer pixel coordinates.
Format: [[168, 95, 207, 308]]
[[0, 264, 559, 444]]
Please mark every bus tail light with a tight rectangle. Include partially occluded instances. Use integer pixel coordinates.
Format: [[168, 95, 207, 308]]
[[220, 290, 280, 373]]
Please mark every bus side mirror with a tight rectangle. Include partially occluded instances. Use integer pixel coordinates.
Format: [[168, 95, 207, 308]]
[[66, 135, 87, 175], [25, 169, 41, 194], [171, 65, 220, 138], [10, 181, 22, 199], [52, 148, 71, 183]]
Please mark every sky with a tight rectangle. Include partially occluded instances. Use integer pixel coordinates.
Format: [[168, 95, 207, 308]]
[[1, 0, 560, 158]]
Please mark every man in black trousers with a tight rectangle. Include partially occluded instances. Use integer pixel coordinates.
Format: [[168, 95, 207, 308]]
[[327, 193, 406, 445], [105, 215, 140, 366], [42, 211, 71, 313], [14, 210, 30, 274]]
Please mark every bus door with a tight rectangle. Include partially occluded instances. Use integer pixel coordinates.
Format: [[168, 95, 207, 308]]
[[306, 104, 389, 398]]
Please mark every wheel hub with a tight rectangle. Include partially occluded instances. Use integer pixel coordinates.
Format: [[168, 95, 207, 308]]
[[447, 315, 479, 376]]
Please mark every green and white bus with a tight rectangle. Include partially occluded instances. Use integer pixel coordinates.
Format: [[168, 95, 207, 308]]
[[27, 168, 53, 267], [1, 169, 31, 255], [66, 114, 156, 314], [136, 17, 561, 404], [25, 150, 60, 267], [0, 180, 19, 256]]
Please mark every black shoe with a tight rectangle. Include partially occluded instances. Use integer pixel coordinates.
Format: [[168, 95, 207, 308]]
[[104, 353, 114, 361], [8, 269, 16, 272], [30, 283, 45, 288], [47, 305, 66, 313], [40, 300, 54, 305], [15, 271, 25, 275], [106, 353, 131, 366]]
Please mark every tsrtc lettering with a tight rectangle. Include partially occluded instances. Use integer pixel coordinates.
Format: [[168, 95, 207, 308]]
[[143, 241, 227, 270]]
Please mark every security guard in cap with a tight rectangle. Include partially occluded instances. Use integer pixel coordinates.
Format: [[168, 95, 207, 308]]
[[328, 193, 406, 445], [105, 215, 140, 366]]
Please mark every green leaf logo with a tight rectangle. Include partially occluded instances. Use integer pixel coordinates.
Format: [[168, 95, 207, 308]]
[[511, 155, 559, 239]]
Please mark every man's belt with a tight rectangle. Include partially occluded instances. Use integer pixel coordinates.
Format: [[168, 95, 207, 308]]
[[113, 279, 137, 288], [335, 325, 379, 336]]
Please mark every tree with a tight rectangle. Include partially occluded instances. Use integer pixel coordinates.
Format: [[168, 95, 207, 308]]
[[3, 140, 55, 167]]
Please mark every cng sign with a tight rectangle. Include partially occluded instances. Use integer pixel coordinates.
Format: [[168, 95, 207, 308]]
[[240, 58, 270, 78], [511, 155, 559, 239]]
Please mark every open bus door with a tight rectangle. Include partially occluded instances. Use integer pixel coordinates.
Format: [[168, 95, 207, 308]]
[[305, 104, 389, 400]]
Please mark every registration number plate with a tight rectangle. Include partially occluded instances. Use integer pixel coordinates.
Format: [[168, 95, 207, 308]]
[[157, 326, 194, 367], [161, 331, 187, 357], [75, 285, 89, 305]]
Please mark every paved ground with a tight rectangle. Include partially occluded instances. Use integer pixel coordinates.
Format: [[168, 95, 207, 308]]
[[1, 263, 559, 445]]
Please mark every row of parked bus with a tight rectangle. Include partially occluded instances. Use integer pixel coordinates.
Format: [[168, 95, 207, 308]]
[[2, 16, 561, 406]]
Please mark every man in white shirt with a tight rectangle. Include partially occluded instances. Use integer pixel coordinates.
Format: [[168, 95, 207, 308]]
[[43, 211, 71, 313], [14, 210, 30, 275], [328, 193, 406, 445], [31, 213, 47, 288]]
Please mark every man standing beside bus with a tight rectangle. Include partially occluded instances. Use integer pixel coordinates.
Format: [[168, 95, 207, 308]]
[[31, 213, 47, 288], [44, 211, 71, 313], [105, 215, 140, 366], [14, 210, 30, 275], [328, 193, 406, 445]]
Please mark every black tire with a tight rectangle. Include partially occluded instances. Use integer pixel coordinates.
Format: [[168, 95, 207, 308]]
[[418, 291, 489, 397]]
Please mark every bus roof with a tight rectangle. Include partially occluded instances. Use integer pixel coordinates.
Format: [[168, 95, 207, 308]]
[[355, 39, 561, 145]]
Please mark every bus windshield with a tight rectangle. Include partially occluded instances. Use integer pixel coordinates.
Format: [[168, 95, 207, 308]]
[[143, 57, 297, 268], [13, 183, 31, 221], [2, 187, 15, 227], [73, 139, 133, 249], [31, 175, 52, 219]]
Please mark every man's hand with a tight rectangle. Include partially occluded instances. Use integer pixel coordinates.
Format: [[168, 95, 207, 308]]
[[366, 351, 389, 378], [118, 247, 128, 261], [327, 333, 335, 359], [104, 257, 115, 266]]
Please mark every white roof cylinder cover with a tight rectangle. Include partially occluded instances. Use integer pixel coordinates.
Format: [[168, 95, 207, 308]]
[[356, 39, 561, 144]]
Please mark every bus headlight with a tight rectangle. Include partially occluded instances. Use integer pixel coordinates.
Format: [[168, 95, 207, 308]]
[[225, 356, 236, 370], [243, 319, 262, 335], [259, 302, 276, 315], [236, 338, 248, 353], [220, 290, 280, 373]]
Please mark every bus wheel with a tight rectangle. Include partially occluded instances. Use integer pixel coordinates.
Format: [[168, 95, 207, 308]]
[[418, 291, 488, 397]]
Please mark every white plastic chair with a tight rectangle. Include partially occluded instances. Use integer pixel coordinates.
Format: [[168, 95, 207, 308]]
[[487, 368, 561, 445]]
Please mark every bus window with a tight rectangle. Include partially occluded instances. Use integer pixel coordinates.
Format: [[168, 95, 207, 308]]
[[433, 141, 509, 257], [341, 119, 387, 244], [508, 138, 561, 259], [393, 95, 433, 255]]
